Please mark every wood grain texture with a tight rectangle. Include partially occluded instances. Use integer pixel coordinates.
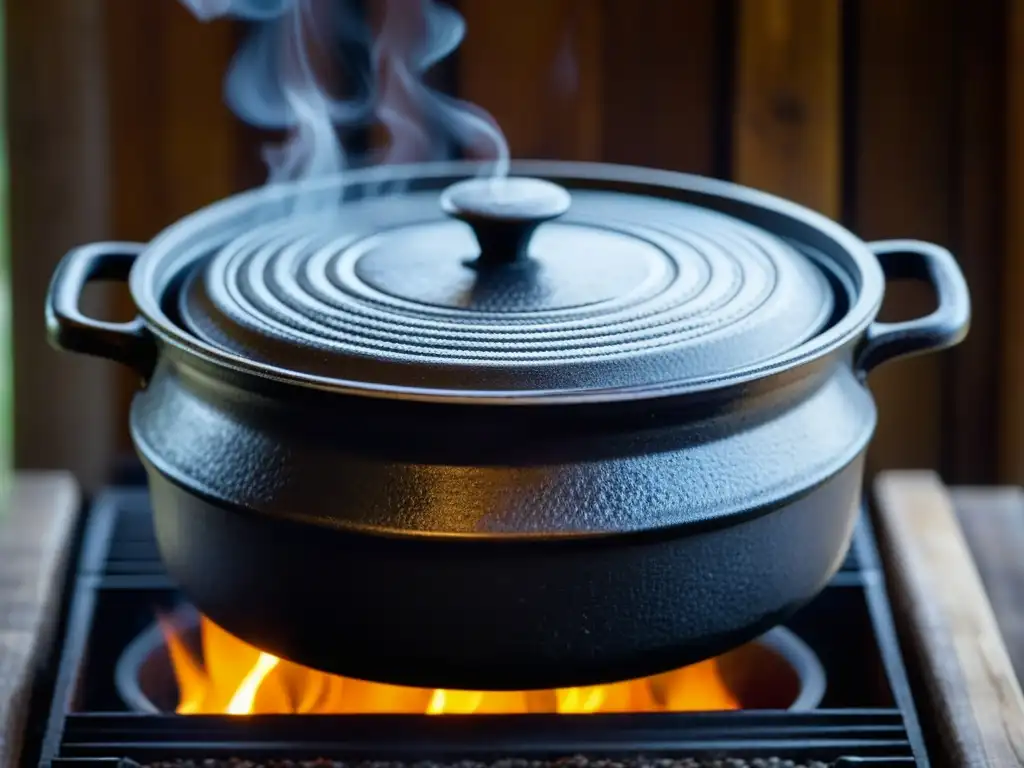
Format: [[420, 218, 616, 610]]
[[158, 3, 240, 221], [105, 0, 163, 241], [0, 472, 80, 768], [106, 1, 240, 453], [852, 0, 956, 474], [952, 486, 1024, 687], [7, 0, 120, 488], [106, 0, 237, 234], [937, 0, 1003, 483], [600, 0, 722, 176], [874, 471, 1024, 767], [948, 0, 1006, 484], [458, 0, 602, 160], [733, 0, 841, 215], [1002, 0, 1024, 483]]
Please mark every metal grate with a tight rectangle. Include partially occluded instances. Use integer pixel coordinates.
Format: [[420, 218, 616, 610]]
[[51, 710, 914, 763], [37, 488, 927, 767]]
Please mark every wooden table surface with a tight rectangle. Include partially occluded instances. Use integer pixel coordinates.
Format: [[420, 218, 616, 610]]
[[949, 485, 1024, 689], [0, 472, 80, 768], [946, 486, 1024, 760], [875, 472, 1024, 767]]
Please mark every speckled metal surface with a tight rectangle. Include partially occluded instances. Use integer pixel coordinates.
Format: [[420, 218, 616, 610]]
[[146, 457, 862, 689], [131, 355, 874, 536], [178, 186, 835, 394]]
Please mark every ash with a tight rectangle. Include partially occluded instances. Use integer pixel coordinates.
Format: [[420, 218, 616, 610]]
[[145, 757, 834, 768]]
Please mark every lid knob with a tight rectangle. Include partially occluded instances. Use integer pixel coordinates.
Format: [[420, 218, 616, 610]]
[[440, 177, 571, 267]]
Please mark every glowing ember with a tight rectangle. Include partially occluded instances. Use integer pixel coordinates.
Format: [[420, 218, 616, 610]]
[[160, 615, 741, 715]]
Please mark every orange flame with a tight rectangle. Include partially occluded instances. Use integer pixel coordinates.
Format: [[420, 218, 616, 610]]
[[162, 615, 740, 715]]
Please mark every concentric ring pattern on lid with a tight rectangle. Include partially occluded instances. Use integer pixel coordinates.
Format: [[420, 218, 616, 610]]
[[177, 175, 836, 396]]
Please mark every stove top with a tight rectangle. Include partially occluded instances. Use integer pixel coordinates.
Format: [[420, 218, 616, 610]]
[[35, 487, 928, 767]]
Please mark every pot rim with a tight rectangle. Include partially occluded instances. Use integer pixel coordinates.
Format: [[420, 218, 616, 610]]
[[130, 160, 884, 405]]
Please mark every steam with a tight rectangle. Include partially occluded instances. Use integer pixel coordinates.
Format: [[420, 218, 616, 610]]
[[179, 0, 508, 184], [178, 0, 232, 20], [180, 0, 293, 21], [373, 0, 508, 175]]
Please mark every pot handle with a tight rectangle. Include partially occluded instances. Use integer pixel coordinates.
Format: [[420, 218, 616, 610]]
[[45, 241, 157, 376], [855, 239, 970, 376]]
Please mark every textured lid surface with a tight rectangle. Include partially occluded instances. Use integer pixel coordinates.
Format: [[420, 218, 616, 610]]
[[176, 174, 835, 397]]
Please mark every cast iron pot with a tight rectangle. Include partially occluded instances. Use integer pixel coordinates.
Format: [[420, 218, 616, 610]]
[[45, 161, 970, 691]]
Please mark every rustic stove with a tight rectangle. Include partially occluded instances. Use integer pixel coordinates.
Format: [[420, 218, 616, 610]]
[[34, 481, 927, 767]]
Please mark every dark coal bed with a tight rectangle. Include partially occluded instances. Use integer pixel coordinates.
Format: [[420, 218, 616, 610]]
[[142, 757, 834, 768]]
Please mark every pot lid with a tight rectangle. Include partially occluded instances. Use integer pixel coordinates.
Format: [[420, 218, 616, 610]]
[[175, 172, 837, 398]]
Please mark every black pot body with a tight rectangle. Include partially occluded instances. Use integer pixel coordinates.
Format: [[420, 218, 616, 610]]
[[133, 345, 870, 689], [145, 448, 863, 691]]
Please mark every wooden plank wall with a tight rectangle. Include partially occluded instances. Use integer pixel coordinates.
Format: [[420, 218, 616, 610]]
[[849, 0, 954, 475], [13, 0, 1019, 484], [7, 0, 120, 491], [103, 0, 241, 452], [954, 0, 1006, 484], [1005, 0, 1024, 483], [733, 0, 841, 218]]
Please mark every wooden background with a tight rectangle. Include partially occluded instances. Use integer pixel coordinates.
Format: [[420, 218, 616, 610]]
[[8, 0, 1022, 489]]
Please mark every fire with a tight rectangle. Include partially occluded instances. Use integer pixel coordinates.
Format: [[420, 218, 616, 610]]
[[162, 615, 740, 715]]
